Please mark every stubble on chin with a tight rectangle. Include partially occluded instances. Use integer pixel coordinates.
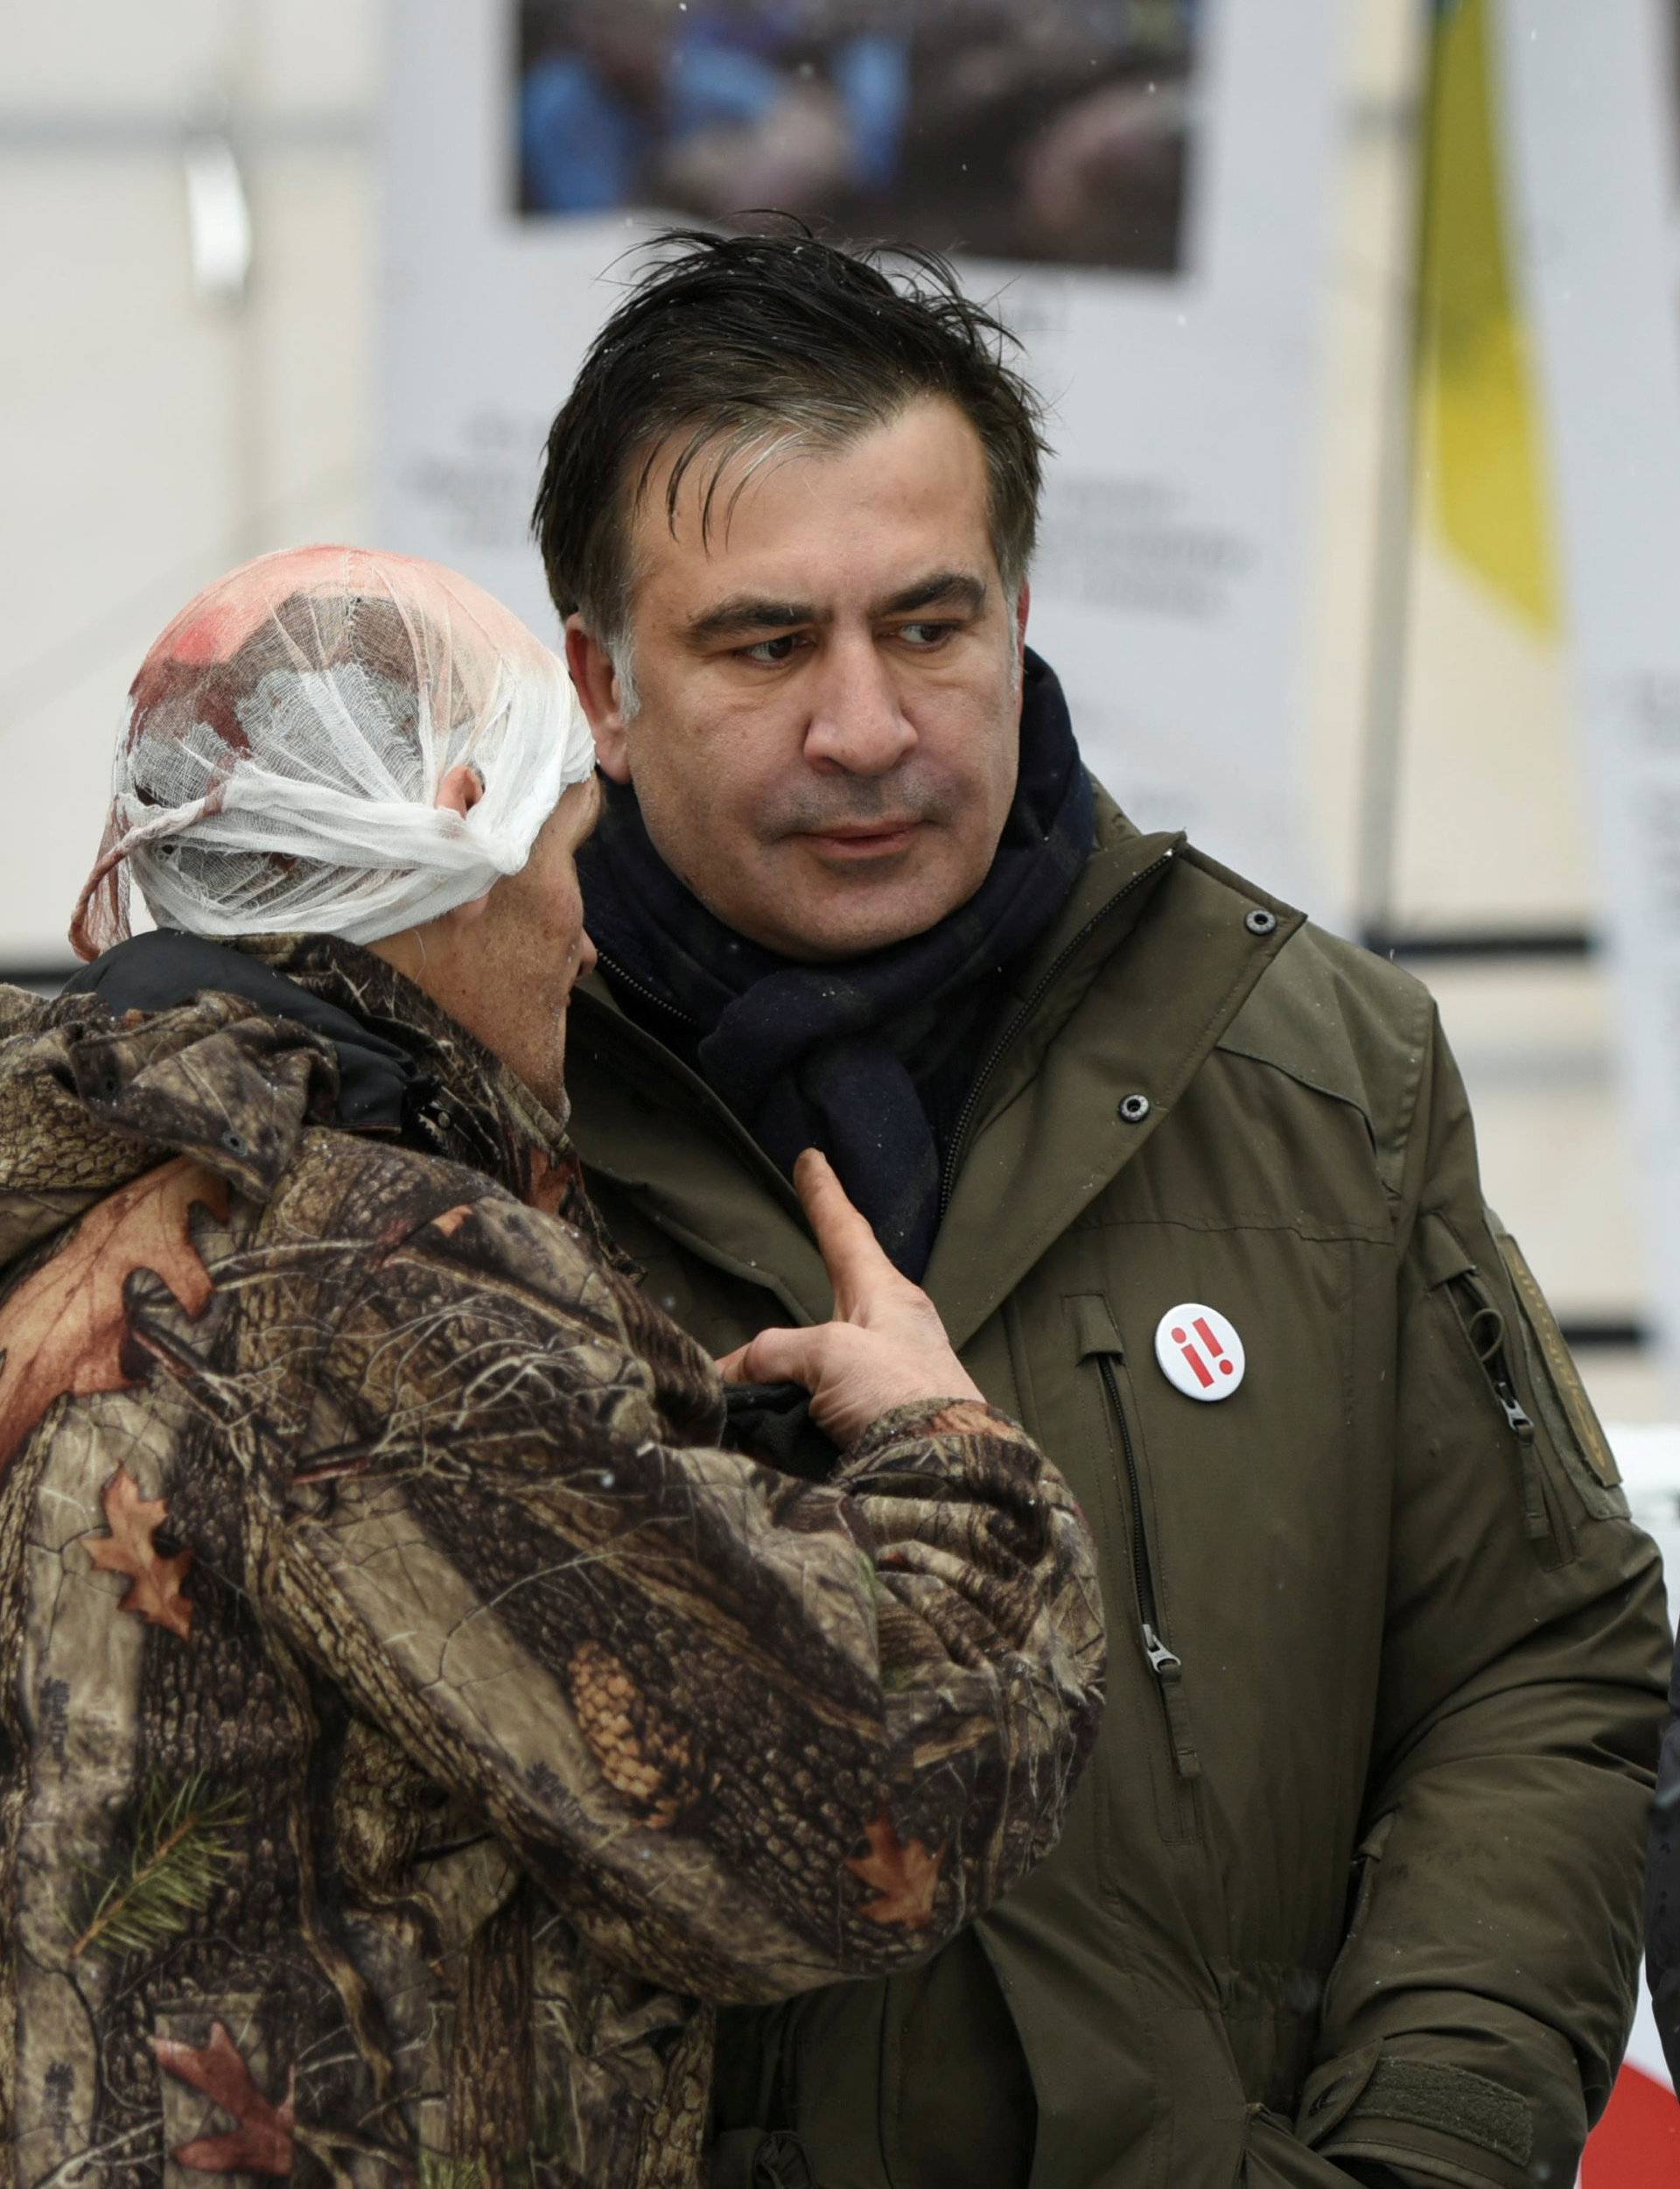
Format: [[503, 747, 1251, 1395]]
[[513, 1014, 570, 1124]]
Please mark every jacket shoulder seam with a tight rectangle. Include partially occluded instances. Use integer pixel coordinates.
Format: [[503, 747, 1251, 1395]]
[[1215, 926, 1437, 1215]]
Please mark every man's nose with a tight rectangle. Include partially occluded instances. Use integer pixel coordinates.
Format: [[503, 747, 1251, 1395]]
[[802, 637, 917, 776]]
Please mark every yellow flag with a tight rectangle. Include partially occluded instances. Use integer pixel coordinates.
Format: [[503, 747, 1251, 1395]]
[[1417, 0, 1560, 631]]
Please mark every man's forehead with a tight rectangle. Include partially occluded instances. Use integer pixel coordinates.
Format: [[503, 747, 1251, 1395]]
[[627, 412, 996, 625], [632, 403, 990, 558]]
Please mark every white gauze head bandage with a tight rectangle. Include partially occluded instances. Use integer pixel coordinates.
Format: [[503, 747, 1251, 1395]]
[[71, 544, 597, 961]]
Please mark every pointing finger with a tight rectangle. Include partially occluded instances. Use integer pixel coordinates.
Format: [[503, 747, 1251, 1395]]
[[794, 1149, 897, 1317]]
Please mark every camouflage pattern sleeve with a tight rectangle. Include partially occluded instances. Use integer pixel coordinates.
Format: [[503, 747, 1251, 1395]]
[[253, 1168, 1106, 2006]]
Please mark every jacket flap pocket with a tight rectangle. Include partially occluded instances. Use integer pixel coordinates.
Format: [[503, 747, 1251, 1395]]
[[1068, 1293, 1124, 1363], [1416, 1210, 1577, 1561], [1414, 1210, 1474, 1291]]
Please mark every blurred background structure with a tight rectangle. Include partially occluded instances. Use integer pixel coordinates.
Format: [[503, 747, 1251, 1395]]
[[4, 5, 1680, 2159], [4, 2, 1648, 1389]]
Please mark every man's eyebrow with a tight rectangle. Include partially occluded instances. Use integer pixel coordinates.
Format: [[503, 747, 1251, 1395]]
[[683, 597, 827, 645], [873, 571, 989, 619], [682, 571, 989, 648]]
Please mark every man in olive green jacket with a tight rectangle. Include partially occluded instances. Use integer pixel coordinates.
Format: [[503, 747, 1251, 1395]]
[[536, 225, 1670, 2188]]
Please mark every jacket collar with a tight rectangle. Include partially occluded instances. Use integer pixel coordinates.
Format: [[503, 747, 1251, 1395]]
[[62, 929, 424, 1133], [232, 933, 578, 1204], [566, 787, 1305, 1349], [32, 933, 583, 1225], [565, 969, 825, 1328]]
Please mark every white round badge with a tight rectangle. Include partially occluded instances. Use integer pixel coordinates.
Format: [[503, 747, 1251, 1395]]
[[1154, 1303, 1245, 1403]]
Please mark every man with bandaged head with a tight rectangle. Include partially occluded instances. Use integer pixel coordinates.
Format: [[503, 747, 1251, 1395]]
[[0, 544, 1103, 2189]]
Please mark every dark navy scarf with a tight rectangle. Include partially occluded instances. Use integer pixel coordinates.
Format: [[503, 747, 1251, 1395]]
[[578, 650, 1096, 1277]]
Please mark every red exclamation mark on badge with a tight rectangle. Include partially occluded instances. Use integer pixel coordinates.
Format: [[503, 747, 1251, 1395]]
[[1169, 1325, 1215, 1390], [1194, 1316, 1237, 1379]]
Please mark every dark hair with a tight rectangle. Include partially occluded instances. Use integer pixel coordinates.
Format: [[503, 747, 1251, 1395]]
[[532, 223, 1051, 662]]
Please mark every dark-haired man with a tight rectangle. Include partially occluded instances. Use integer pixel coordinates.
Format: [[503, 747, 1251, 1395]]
[[538, 227, 1667, 2189]]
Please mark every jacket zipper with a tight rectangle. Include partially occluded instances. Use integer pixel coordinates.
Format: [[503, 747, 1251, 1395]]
[[1446, 1268, 1568, 1553], [937, 850, 1176, 1219], [1095, 1351, 1200, 1782], [1447, 1269, 1534, 1440], [594, 953, 699, 1033]]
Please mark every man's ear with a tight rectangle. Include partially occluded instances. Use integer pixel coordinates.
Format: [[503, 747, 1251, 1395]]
[[434, 762, 491, 923], [565, 618, 633, 784], [436, 762, 485, 819]]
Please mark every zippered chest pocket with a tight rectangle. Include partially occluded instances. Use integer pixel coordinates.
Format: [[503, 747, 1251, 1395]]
[[1068, 1294, 1203, 1851], [1417, 1211, 1578, 1568]]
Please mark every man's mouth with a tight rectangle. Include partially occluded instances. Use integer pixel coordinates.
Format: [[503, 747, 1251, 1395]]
[[799, 820, 922, 858]]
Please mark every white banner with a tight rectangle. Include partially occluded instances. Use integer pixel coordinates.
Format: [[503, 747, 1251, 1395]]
[[1501, 0, 1680, 1394], [381, 0, 1345, 904], [1502, 9, 1680, 2163]]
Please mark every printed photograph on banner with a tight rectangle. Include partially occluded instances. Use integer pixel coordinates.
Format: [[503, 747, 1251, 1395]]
[[512, 0, 1202, 272]]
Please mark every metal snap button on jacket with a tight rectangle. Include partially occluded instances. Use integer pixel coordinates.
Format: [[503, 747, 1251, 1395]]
[[1118, 1092, 1152, 1124], [1245, 908, 1278, 936]]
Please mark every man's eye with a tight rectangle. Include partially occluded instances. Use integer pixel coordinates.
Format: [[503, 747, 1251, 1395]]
[[897, 621, 959, 649], [739, 634, 806, 665]]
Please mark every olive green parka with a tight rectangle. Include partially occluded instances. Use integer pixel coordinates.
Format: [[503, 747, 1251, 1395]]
[[566, 789, 1670, 2189]]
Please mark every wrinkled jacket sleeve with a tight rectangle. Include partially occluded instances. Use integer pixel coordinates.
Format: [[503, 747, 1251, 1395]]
[[1646, 1640, 1680, 2086], [255, 1177, 1106, 2006], [1297, 1010, 1669, 2189]]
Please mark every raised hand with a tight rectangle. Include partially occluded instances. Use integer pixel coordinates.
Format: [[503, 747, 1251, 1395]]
[[716, 1148, 987, 1449]]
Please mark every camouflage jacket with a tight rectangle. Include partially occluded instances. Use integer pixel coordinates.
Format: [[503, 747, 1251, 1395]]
[[0, 936, 1104, 2189]]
